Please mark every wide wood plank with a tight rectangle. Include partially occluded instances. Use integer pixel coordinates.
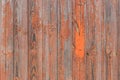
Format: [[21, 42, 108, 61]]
[[13, 0, 28, 80], [28, 0, 43, 80]]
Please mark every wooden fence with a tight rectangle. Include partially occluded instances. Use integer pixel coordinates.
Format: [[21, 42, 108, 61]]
[[0, 0, 120, 80]]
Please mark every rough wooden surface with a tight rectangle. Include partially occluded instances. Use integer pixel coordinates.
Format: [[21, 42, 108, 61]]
[[0, 0, 119, 80]]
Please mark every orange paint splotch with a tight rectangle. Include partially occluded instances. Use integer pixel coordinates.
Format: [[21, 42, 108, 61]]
[[74, 0, 85, 58], [74, 21, 85, 58]]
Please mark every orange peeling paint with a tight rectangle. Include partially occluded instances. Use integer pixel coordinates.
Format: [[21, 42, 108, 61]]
[[74, 0, 85, 58], [75, 25, 85, 58]]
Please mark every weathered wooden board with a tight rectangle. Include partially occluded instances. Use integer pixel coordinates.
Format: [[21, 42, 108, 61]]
[[0, 0, 119, 80]]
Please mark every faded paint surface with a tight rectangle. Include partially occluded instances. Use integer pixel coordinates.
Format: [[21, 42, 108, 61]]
[[0, 0, 119, 80]]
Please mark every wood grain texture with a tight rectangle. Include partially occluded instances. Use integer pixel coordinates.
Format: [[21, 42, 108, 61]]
[[0, 0, 13, 80], [0, 0, 119, 80], [13, 0, 28, 80]]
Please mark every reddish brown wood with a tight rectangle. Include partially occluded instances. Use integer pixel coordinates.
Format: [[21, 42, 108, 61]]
[[0, 0, 13, 80], [13, 0, 28, 80], [0, 0, 119, 80]]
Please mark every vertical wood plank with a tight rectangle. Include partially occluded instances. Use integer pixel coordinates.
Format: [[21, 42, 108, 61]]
[[109, 0, 118, 80], [79, 0, 86, 79], [42, 0, 46, 79], [28, 0, 43, 79], [104, 0, 118, 80], [37, 0, 43, 80], [28, 0, 43, 80], [57, 0, 73, 79], [42, 0, 50, 80], [85, 0, 96, 80], [48, 0, 58, 80], [0, 0, 2, 79], [64, 0, 72, 80], [58, 0, 66, 79], [0, 0, 7, 80], [101, 0, 106, 80], [57, 0, 63, 79], [0, 0, 14, 80], [118, 0, 120, 79], [13, 0, 28, 80], [5, 0, 14, 80], [94, 0, 102, 80], [72, 0, 79, 79], [104, 0, 112, 79], [72, 0, 86, 80]]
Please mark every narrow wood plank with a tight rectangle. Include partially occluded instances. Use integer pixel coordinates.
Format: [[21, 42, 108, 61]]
[[85, 0, 94, 80], [104, 1, 112, 80], [84, 0, 96, 80], [117, 0, 120, 79], [79, 0, 86, 79], [48, 0, 58, 80], [72, 0, 80, 79], [27, 0, 43, 80], [101, 0, 106, 80], [57, 0, 71, 79], [37, 0, 43, 80], [57, 0, 66, 79], [42, 0, 51, 80], [94, 0, 103, 80], [42, 0, 47, 79], [0, 0, 14, 80], [28, 0, 43, 79], [64, 0, 72, 80], [104, 0, 118, 80], [4, 0, 14, 80], [57, 0, 62, 79], [72, 0, 86, 80], [109, 0, 118, 80], [85, 0, 105, 80], [13, 0, 28, 80], [0, 0, 2, 79], [0, 0, 7, 80]]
